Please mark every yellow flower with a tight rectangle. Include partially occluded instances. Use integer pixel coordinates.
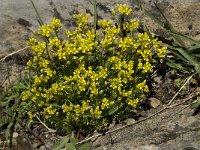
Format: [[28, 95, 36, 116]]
[[38, 101, 45, 107], [23, 3, 168, 132], [98, 19, 112, 29], [44, 105, 56, 115], [28, 38, 38, 46], [123, 19, 139, 32], [28, 112, 36, 120], [73, 13, 89, 29], [117, 4, 132, 15], [31, 42, 46, 56], [50, 18, 62, 30], [101, 98, 109, 110], [62, 103, 74, 113], [142, 62, 153, 73], [22, 91, 32, 101], [44, 68, 54, 77], [33, 75, 42, 85], [119, 36, 134, 51], [90, 106, 102, 118], [136, 80, 149, 92], [127, 98, 139, 108], [49, 37, 61, 48], [38, 24, 53, 37], [111, 10, 116, 16], [39, 58, 49, 68], [157, 47, 167, 58]]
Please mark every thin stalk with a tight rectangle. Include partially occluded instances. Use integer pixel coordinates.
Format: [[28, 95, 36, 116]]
[[93, 0, 97, 34], [29, 0, 44, 26], [119, 15, 125, 40]]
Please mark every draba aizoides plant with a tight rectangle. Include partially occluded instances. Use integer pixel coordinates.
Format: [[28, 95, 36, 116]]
[[21, 4, 167, 133]]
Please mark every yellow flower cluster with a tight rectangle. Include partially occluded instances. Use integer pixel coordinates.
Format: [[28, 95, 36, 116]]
[[117, 4, 132, 15], [99, 21, 120, 48], [136, 80, 149, 92], [73, 13, 89, 29], [22, 4, 167, 132], [101, 98, 114, 110], [43, 105, 57, 119], [35, 18, 62, 37], [119, 36, 135, 51], [123, 19, 139, 32], [127, 98, 139, 108], [98, 19, 113, 29], [136, 32, 167, 73]]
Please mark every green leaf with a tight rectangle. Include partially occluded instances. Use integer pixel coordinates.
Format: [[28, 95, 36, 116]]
[[53, 135, 70, 150], [189, 46, 200, 55], [170, 31, 200, 46], [166, 61, 189, 73], [192, 97, 200, 108], [169, 49, 189, 63], [108, 103, 122, 116], [78, 142, 92, 150], [192, 54, 200, 58], [174, 47, 200, 67], [70, 137, 78, 146], [194, 65, 200, 75], [0, 99, 12, 107], [65, 143, 76, 150], [5, 122, 14, 141], [0, 121, 10, 130], [29, 0, 44, 26]]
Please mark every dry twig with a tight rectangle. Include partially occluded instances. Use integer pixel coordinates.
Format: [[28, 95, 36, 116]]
[[76, 75, 199, 146], [167, 73, 196, 105], [0, 46, 30, 62], [36, 116, 56, 133]]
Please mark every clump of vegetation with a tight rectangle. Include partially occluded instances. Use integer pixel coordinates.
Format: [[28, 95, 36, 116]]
[[21, 4, 167, 134], [136, 1, 200, 110]]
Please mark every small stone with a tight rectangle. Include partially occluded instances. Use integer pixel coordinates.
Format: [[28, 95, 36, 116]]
[[124, 118, 136, 125], [12, 132, 19, 138], [153, 76, 162, 84], [108, 121, 116, 129], [37, 145, 45, 150], [140, 144, 159, 150], [88, 16, 94, 24], [149, 97, 161, 108], [191, 78, 197, 84], [196, 87, 200, 93], [76, 5, 86, 15]]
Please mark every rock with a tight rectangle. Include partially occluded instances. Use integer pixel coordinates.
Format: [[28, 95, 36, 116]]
[[149, 97, 161, 108], [92, 105, 200, 150], [140, 0, 200, 40], [139, 144, 159, 150], [124, 118, 136, 125], [12, 132, 19, 138], [153, 76, 162, 84]]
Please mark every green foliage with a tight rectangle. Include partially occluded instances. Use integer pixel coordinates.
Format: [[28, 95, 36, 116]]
[[52, 134, 92, 150], [137, 2, 200, 112], [0, 72, 32, 148], [21, 4, 167, 134], [192, 97, 200, 109], [138, 1, 200, 75]]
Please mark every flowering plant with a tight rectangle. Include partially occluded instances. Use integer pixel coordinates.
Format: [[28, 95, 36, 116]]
[[22, 4, 167, 133]]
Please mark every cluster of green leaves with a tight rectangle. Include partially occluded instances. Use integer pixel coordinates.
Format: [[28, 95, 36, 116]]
[[22, 3, 166, 135], [0, 72, 32, 148], [134, 1, 200, 109]]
